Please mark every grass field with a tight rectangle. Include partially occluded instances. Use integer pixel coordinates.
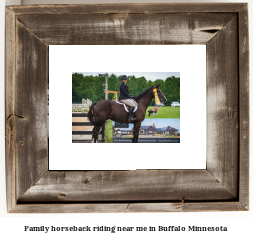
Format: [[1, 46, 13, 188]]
[[145, 106, 180, 119], [105, 119, 113, 143]]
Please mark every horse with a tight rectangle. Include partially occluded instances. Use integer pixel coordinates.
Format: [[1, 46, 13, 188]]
[[87, 84, 167, 143]]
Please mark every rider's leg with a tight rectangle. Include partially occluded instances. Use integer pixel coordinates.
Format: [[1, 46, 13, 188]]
[[121, 99, 136, 122], [121, 99, 136, 108], [128, 106, 136, 122]]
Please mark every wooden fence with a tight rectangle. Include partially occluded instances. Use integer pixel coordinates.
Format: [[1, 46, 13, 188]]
[[72, 113, 105, 143]]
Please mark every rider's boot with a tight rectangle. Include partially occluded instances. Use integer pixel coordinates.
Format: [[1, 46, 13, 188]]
[[128, 106, 136, 122]]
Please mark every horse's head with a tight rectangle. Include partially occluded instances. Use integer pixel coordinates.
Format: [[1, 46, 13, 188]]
[[154, 84, 167, 104]]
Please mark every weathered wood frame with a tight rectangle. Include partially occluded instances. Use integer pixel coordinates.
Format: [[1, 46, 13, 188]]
[[5, 4, 249, 213]]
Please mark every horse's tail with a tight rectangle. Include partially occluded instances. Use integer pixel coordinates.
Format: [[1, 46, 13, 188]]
[[88, 102, 105, 127]]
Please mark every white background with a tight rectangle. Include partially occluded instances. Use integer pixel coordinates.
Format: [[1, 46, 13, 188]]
[[49, 45, 206, 170], [1, 0, 252, 237]]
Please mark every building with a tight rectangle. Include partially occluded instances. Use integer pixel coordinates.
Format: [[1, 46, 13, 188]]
[[131, 124, 179, 136], [138, 126, 157, 135], [114, 123, 179, 137], [162, 126, 179, 136], [156, 128, 164, 135], [114, 128, 133, 136]]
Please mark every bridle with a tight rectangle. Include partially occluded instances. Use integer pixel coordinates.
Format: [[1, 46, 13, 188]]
[[157, 88, 167, 103], [153, 88, 166, 103], [135, 87, 166, 104]]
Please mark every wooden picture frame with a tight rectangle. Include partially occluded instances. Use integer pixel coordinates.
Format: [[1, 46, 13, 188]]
[[5, 3, 249, 213]]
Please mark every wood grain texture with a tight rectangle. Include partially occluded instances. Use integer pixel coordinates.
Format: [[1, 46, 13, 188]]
[[125, 202, 247, 213], [15, 20, 48, 200], [5, 3, 249, 213], [5, 7, 17, 212], [18, 170, 236, 202], [206, 16, 239, 198], [16, 13, 236, 45], [10, 202, 247, 213], [238, 4, 249, 208], [7, 3, 247, 15]]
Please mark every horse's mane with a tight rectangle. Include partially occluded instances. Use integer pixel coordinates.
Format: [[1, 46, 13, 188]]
[[134, 86, 154, 101]]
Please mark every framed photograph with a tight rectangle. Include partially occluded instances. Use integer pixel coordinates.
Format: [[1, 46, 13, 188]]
[[5, 4, 249, 212], [49, 45, 206, 170]]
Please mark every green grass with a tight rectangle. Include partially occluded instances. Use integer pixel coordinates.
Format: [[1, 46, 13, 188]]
[[105, 119, 113, 143], [145, 106, 180, 119]]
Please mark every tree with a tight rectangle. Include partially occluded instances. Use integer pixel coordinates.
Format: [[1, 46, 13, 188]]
[[72, 73, 180, 106]]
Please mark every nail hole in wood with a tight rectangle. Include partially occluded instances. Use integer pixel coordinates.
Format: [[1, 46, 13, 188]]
[[58, 193, 66, 198]]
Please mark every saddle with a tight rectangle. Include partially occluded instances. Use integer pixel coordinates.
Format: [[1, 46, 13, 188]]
[[115, 99, 138, 113]]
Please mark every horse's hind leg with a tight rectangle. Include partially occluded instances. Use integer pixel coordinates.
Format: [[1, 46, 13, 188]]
[[91, 127, 95, 143], [92, 126, 101, 143]]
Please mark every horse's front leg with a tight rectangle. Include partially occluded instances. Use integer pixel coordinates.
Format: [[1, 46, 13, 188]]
[[132, 121, 141, 143]]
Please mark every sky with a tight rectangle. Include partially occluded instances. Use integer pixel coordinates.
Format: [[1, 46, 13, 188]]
[[76, 72, 180, 82], [113, 118, 180, 131]]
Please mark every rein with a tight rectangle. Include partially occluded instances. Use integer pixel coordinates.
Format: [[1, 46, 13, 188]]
[[136, 89, 162, 104]]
